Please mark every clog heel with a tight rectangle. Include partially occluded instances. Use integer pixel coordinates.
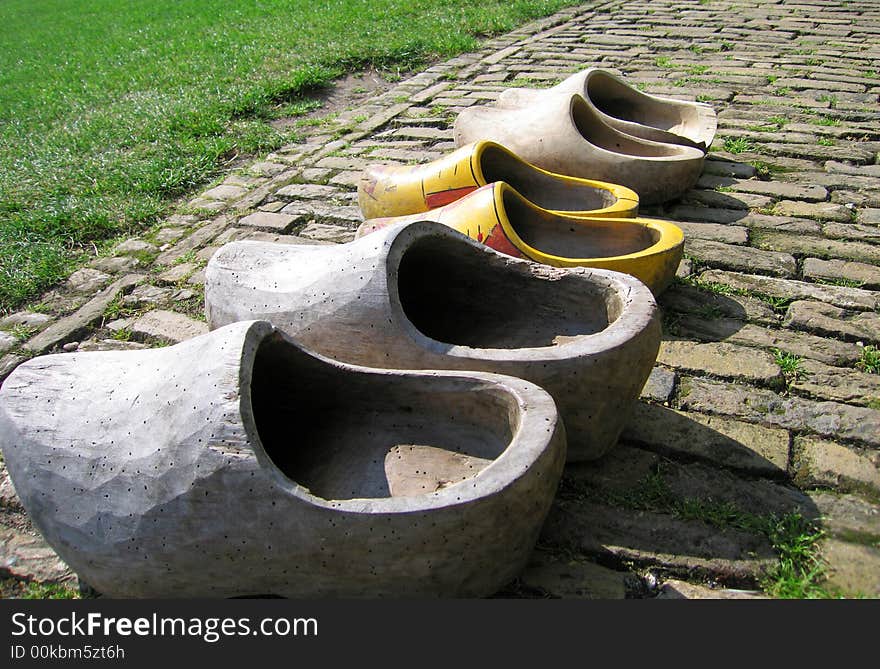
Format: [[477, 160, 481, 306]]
[[0, 320, 565, 598], [206, 221, 661, 462], [357, 182, 683, 295]]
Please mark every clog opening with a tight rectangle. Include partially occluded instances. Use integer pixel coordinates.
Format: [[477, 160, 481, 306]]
[[571, 96, 682, 157], [586, 73, 694, 131], [397, 234, 619, 348], [250, 333, 517, 501], [480, 144, 617, 211], [504, 192, 660, 259]]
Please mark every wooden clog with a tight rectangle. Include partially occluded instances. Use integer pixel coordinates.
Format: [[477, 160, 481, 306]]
[[454, 92, 707, 204], [496, 68, 717, 150], [0, 321, 565, 597], [206, 222, 662, 462], [357, 182, 683, 295]]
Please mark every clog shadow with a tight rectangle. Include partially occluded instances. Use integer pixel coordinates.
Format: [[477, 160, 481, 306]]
[[645, 156, 767, 224], [507, 411, 822, 597], [657, 281, 755, 342], [498, 176, 824, 596], [682, 189, 756, 211]]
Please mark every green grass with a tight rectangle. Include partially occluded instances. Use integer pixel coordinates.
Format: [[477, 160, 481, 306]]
[[679, 275, 734, 295], [747, 123, 780, 132], [20, 582, 80, 600], [110, 327, 133, 342], [747, 115, 787, 133], [760, 514, 828, 598], [857, 345, 880, 374], [761, 294, 794, 314], [101, 294, 126, 322], [722, 137, 754, 154], [0, 0, 580, 313], [814, 277, 865, 288], [5, 323, 36, 342], [502, 76, 546, 88], [750, 160, 775, 179], [773, 348, 808, 384]]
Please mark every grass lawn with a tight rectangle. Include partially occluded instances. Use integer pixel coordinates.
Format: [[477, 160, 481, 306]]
[[0, 0, 580, 312]]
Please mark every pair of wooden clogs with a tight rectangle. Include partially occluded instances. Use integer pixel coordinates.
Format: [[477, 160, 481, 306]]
[[357, 140, 683, 295], [0, 221, 661, 599]]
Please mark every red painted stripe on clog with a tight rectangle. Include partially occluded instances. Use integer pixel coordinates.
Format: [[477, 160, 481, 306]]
[[483, 225, 525, 259], [425, 186, 477, 209]]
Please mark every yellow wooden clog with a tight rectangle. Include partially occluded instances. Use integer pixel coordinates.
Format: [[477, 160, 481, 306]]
[[357, 182, 683, 295], [358, 140, 638, 220]]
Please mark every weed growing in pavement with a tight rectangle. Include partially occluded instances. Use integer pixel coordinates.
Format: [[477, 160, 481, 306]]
[[723, 137, 755, 154], [813, 277, 865, 288], [751, 160, 775, 179], [857, 345, 880, 374], [773, 348, 808, 383], [760, 514, 830, 599]]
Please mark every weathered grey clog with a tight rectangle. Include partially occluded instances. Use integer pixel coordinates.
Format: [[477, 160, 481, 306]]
[[0, 320, 565, 598], [453, 92, 707, 204], [206, 222, 661, 461], [496, 68, 717, 150]]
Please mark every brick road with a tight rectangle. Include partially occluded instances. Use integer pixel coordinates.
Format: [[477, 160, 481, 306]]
[[1, 0, 879, 598]]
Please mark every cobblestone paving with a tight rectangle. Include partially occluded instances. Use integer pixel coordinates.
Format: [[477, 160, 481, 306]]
[[2, 0, 880, 598]]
